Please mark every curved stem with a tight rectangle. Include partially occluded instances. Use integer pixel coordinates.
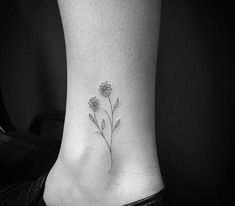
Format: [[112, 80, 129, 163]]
[[108, 96, 114, 150], [109, 148, 113, 169], [94, 111, 112, 167], [102, 108, 112, 129], [107, 97, 114, 132], [108, 96, 113, 112], [93, 112, 100, 129]]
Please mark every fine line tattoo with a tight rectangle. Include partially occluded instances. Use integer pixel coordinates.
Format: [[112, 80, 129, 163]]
[[88, 81, 120, 169]]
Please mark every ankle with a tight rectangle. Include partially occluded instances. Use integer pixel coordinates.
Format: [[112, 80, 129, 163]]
[[44, 156, 164, 206]]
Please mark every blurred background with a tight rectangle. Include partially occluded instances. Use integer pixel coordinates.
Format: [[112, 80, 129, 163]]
[[0, 0, 232, 205]]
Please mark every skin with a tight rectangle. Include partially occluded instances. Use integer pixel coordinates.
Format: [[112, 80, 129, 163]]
[[43, 1, 164, 205]]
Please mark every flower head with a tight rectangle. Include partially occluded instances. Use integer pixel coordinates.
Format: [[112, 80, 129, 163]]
[[99, 81, 112, 97], [88, 96, 100, 112]]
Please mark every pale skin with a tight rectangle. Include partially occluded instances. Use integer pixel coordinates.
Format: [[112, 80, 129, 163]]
[[43, 0, 164, 206]]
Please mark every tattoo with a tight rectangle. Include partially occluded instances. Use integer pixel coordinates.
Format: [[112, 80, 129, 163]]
[[88, 81, 120, 169]]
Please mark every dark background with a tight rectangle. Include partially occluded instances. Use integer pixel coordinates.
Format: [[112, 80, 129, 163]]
[[0, 0, 232, 205]]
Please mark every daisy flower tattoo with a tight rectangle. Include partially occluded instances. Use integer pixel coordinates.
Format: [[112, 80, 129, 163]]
[[99, 81, 112, 97], [88, 96, 100, 112]]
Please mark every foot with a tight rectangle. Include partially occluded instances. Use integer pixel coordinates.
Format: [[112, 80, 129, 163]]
[[43, 137, 164, 206]]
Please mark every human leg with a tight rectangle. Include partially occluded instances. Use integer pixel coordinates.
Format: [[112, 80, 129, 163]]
[[44, 1, 163, 205]]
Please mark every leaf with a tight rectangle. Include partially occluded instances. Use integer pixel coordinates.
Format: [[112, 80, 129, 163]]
[[113, 98, 119, 111], [101, 119, 105, 130], [95, 131, 102, 136], [89, 113, 95, 123], [113, 119, 120, 132]]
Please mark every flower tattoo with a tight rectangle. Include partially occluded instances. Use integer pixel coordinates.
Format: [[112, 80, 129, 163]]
[[88, 81, 120, 170], [99, 81, 112, 97], [88, 96, 100, 112]]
